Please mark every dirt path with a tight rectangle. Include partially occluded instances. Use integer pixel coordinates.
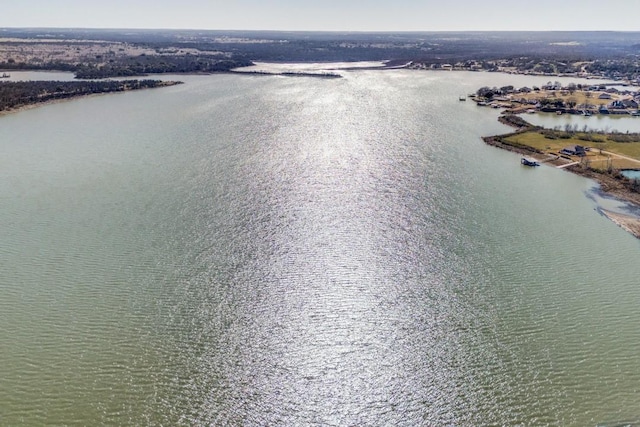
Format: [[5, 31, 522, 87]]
[[599, 150, 640, 166]]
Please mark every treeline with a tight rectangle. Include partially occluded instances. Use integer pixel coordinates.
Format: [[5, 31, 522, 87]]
[[494, 57, 640, 81], [0, 80, 181, 111], [0, 56, 252, 79], [0, 60, 78, 73], [497, 56, 584, 74], [546, 124, 640, 143], [74, 55, 253, 79], [585, 59, 640, 81]]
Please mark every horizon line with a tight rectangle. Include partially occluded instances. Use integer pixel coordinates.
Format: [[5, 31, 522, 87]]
[[2, 27, 640, 34]]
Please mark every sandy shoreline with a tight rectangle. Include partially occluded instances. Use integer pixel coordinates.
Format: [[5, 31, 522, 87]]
[[600, 209, 640, 239], [0, 97, 90, 117]]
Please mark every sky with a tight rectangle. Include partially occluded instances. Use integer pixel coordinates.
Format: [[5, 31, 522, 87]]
[[0, 0, 638, 32]]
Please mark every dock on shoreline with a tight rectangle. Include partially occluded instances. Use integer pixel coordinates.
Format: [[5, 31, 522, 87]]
[[482, 113, 640, 239]]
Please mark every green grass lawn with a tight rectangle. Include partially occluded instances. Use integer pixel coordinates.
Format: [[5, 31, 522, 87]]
[[503, 131, 640, 170]]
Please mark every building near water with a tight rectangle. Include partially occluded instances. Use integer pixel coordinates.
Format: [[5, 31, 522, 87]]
[[560, 145, 587, 156]]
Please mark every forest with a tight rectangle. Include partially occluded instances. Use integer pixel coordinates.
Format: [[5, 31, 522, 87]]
[[0, 80, 181, 112]]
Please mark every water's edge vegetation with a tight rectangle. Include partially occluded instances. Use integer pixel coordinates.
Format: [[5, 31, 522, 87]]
[[0, 79, 182, 114]]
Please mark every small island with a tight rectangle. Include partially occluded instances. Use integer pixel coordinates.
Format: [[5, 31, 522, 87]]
[[0, 79, 182, 114]]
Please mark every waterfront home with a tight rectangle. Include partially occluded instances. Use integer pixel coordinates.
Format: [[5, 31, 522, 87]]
[[560, 145, 587, 157], [598, 93, 612, 100], [608, 100, 638, 111]]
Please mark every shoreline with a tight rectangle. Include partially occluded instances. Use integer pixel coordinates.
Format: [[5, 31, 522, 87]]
[[600, 209, 640, 238], [406, 63, 639, 88], [229, 69, 342, 79], [0, 94, 112, 117], [483, 118, 640, 239], [0, 80, 181, 117]]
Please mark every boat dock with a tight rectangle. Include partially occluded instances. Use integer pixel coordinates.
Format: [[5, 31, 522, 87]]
[[521, 157, 540, 167], [556, 161, 580, 169]]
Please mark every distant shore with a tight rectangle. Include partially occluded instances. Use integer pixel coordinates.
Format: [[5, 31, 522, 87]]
[[230, 69, 342, 79]]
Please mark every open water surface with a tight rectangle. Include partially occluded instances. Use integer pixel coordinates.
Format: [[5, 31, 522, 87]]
[[527, 112, 640, 134], [2, 70, 640, 426]]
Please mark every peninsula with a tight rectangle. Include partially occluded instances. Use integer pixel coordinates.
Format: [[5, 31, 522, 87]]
[[0, 79, 182, 115], [481, 111, 640, 238]]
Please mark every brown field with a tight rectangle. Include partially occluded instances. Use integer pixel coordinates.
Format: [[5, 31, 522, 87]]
[[510, 90, 624, 108]]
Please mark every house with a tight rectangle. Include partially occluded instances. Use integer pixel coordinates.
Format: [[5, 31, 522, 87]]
[[610, 100, 626, 109], [598, 92, 612, 100], [560, 145, 587, 156], [609, 99, 638, 109]]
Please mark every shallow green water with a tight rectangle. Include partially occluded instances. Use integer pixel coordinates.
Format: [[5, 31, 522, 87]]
[[1, 70, 640, 426]]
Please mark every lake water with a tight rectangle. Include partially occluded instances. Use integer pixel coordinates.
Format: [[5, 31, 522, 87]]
[[527, 112, 640, 134], [2, 70, 640, 426], [0, 70, 78, 82], [622, 170, 640, 180]]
